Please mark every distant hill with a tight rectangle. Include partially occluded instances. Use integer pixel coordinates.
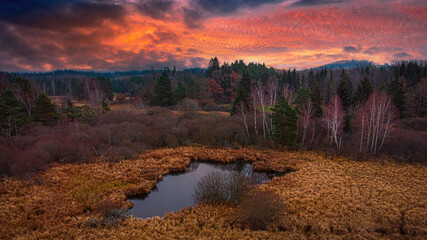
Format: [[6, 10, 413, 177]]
[[314, 60, 376, 70]]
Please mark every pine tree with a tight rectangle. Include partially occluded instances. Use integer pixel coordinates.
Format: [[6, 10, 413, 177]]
[[0, 89, 28, 137], [355, 77, 373, 106], [174, 82, 187, 102], [151, 71, 173, 106], [102, 98, 110, 112], [325, 71, 335, 104], [310, 83, 324, 117], [308, 68, 315, 89], [96, 77, 114, 101], [269, 96, 298, 148], [187, 79, 200, 99], [337, 70, 353, 111], [206, 57, 220, 77], [294, 87, 310, 110], [231, 72, 251, 114], [387, 76, 406, 116], [33, 93, 61, 126]]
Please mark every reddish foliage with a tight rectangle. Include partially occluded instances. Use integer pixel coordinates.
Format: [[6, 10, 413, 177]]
[[115, 93, 126, 104], [207, 78, 224, 103]]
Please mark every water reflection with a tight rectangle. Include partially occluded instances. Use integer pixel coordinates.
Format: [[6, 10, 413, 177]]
[[128, 161, 283, 219]]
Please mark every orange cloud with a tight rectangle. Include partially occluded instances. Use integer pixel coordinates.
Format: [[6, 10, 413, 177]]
[[0, 0, 425, 71]]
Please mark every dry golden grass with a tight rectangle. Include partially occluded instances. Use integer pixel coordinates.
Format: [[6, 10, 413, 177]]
[[0, 146, 425, 239]]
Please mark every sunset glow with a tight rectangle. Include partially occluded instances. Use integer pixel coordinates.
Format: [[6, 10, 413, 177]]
[[0, 0, 425, 71]]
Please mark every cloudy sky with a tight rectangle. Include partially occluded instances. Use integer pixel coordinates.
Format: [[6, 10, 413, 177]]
[[0, 0, 425, 72]]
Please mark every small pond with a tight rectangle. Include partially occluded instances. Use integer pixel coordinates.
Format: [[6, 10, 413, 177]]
[[128, 161, 284, 219]]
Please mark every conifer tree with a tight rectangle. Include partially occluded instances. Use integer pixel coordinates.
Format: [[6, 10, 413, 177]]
[[174, 82, 187, 102], [325, 71, 335, 104], [0, 89, 28, 137], [33, 93, 61, 126], [187, 79, 200, 99], [355, 77, 373, 106], [387, 76, 406, 116], [101, 98, 110, 112], [231, 72, 251, 114], [310, 83, 324, 117], [294, 87, 310, 110], [151, 71, 173, 106], [95, 77, 114, 101], [337, 70, 353, 111], [206, 57, 220, 77], [269, 96, 298, 148]]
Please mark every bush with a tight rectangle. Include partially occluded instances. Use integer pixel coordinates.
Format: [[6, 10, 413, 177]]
[[94, 199, 129, 225], [178, 98, 199, 119], [239, 189, 285, 230], [382, 129, 427, 163], [399, 118, 427, 131], [193, 171, 252, 204]]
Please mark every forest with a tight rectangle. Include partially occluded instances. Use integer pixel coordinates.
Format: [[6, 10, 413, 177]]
[[1, 58, 426, 176]]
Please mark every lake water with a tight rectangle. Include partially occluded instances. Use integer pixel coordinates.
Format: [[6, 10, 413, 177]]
[[128, 161, 283, 219]]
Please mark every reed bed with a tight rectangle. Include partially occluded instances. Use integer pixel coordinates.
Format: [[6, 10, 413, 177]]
[[0, 147, 425, 239]]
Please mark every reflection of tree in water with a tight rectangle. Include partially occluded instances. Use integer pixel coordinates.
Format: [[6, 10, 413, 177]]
[[186, 161, 200, 172], [200, 161, 283, 185]]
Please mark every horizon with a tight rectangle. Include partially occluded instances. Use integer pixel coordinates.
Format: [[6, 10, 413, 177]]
[[0, 0, 426, 72], [2, 59, 412, 74]]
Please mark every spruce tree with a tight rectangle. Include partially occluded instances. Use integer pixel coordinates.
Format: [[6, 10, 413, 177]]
[[206, 57, 220, 77], [294, 87, 310, 110], [174, 82, 187, 102], [187, 79, 200, 99], [325, 71, 335, 104], [151, 71, 173, 106], [337, 70, 353, 111], [388, 76, 406, 115], [101, 98, 110, 112], [355, 77, 373, 106], [231, 72, 251, 114], [269, 96, 298, 148], [310, 83, 324, 117], [96, 77, 114, 101], [33, 93, 61, 126], [0, 89, 28, 136]]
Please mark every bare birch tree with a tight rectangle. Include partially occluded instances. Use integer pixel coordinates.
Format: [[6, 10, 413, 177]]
[[298, 99, 314, 150], [250, 87, 259, 137], [282, 84, 296, 105], [256, 83, 270, 140], [323, 94, 345, 152], [236, 101, 250, 136], [356, 91, 399, 155]]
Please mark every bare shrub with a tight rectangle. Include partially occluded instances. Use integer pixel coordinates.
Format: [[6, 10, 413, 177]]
[[382, 129, 427, 163], [94, 199, 129, 225], [178, 98, 199, 119], [239, 189, 285, 230], [193, 171, 252, 204]]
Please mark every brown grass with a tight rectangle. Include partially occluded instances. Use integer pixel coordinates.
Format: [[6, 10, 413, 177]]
[[0, 147, 425, 239]]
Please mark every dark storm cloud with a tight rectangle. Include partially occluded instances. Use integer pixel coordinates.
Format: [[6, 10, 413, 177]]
[[363, 46, 404, 55], [343, 46, 360, 53], [363, 47, 379, 55], [192, 0, 285, 15], [135, 0, 175, 20], [393, 52, 412, 58], [0, 0, 126, 31], [182, 7, 204, 29], [291, 0, 344, 7]]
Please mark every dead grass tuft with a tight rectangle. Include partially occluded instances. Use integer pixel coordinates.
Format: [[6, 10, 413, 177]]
[[0, 147, 425, 239]]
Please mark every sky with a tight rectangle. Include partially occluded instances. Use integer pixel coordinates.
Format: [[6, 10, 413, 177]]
[[0, 0, 425, 72]]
